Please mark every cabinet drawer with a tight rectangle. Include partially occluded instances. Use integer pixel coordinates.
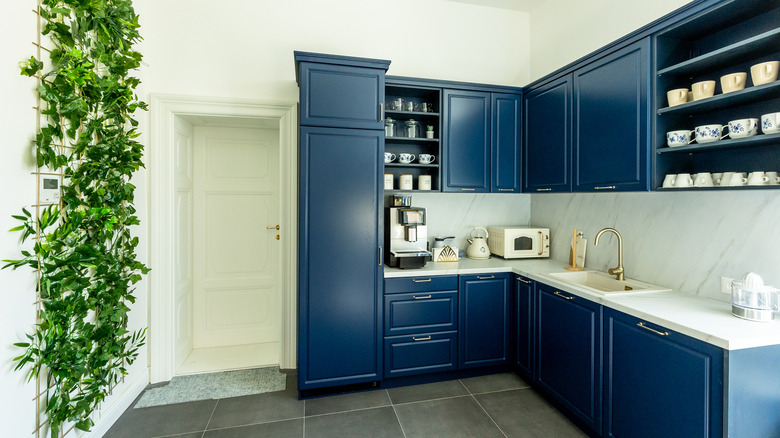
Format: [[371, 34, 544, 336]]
[[384, 331, 457, 378], [385, 275, 458, 294], [384, 291, 458, 336]]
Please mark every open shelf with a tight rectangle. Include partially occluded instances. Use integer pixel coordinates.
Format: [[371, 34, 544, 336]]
[[657, 81, 780, 116], [657, 133, 780, 154], [386, 136, 439, 142], [385, 163, 439, 169]]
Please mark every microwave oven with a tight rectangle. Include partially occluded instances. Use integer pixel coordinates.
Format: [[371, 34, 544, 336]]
[[487, 226, 550, 259]]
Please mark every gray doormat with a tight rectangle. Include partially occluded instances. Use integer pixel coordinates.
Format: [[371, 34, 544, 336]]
[[134, 366, 287, 408]]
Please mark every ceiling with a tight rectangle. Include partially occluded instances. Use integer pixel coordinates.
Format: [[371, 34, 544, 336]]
[[445, 0, 546, 12]]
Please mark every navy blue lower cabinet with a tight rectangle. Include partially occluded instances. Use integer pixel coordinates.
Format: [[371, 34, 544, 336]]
[[514, 275, 535, 379], [536, 285, 602, 435], [384, 291, 458, 337], [604, 308, 723, 438], [298, 126, 383, 391], [459, 273, 511, 368], [384, 331, 458, 378]]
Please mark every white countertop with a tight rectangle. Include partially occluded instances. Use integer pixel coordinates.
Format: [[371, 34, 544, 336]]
[[384, 258, 780, 350]]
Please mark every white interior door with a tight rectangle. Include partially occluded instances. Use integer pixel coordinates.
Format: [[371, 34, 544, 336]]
[[192, 126, 281, 350], [173, 118, 195, 370]]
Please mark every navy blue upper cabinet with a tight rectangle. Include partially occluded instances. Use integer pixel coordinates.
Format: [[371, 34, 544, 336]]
[[492, 93, 522, 193], [459, 273, 511, 368], [298, 126, 383, 390], [513, 275, 535, 378], [296, 52, 389, 130], [573, 38, 651, 192], [442, 90, 491, 192], [523, 75, 572, 193], [536, 284, 602, 435], [604, 308, 723, 438]]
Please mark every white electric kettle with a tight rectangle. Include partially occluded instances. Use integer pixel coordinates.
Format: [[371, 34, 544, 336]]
[[466, 227, 490, 260]]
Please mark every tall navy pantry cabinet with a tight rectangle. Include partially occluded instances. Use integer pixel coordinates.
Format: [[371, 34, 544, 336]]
[[295, 52, 390, 394]]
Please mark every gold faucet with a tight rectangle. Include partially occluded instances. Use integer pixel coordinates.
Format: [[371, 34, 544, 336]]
[[595, 228, 624, 281]]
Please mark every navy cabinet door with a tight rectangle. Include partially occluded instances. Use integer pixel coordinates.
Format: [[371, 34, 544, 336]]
[[604, 308, 723, 438], [492, 93, 522, 193], [459, 273, 511, 368], [442, 90, 491, 193], [514, 275, 535, 378], [523, 76, 572, 192], [573, 38, 651, 192], [536, 284, 602, 435], [298, 126, 383, 390], [298, 62, 385, 130]]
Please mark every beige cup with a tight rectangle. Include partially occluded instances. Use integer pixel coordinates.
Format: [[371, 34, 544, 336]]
[[674, 173, 693, 188], [712, 173, 724, 185], [418, 175, 432, 191], [766, 171, 780, 185], [694, 172, 714, 187], [751, 61, 779, 86], [720, 72, 747, 94], [747, 172, 769, 186], [692, 81, 716, 100], [726, 172, 747, 187], [662, 174, 677, 188], [399, 174, 413, 191], [667, 88, 689, 107]]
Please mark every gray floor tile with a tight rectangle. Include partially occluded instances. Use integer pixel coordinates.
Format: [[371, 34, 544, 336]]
[[394, 396, 505, 438], [305, 388, 391, 416], [387, 379, 469, 405], [155, 433, 203, 438], [206, 386, 304, 430], [104, 399, 216, 438], [475, 388, 588, 438], [460, 372, 530, 394], [305, 406, 404, 438], [203, 419, 303, 437]]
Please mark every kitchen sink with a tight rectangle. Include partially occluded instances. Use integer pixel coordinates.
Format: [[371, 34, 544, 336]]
[[547, 270, 671, 295]]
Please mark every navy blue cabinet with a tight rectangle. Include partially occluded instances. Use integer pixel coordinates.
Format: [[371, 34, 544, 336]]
[[513, 275, 535, 379], [523, 76, 573, 192], [459, 273, 511, 368], [442, 90, 491, 192], [298, 126, 383, 390], [295, 52, 388, 130], [492, 93, 522, 193], [536, 284, 602, 435], [604, 308, 723, 438], [573, 38, 651, 192]]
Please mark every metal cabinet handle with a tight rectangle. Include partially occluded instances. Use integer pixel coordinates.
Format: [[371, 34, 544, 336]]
[[460, 188, 476, 191], [477, 275, 495, 280], [380, 102, 384, 122], [266, 225, 279, 230], [379, 246, 383, 266], [537, 188, 552, 192], [517, 277, 532, 284], [412, 278, 432, 283], [554, 291, 574, 300], [413, 336, 432, 341], [595, 185, 616, 190], [498, 188, 513, 192], [413, 295, 432, 300], [637, 322, 669, 336], [538, 231, 544, 256]]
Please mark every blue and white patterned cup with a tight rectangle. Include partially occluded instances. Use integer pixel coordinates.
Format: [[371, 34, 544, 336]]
[[398, 153, 415, 164], [694, 124, 727, 143], [727, 118, 759, 139], [761, 112, 780, 134], [667, 130, 694, 147]]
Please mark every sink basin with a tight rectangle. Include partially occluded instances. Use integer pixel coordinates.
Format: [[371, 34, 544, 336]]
[[547, 271, 671, 295]]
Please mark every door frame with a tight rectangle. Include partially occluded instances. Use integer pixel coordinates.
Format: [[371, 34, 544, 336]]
[[149, 94, 298, 383]]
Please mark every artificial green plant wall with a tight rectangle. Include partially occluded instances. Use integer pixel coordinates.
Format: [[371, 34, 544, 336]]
[[4, 0, 148, 435]]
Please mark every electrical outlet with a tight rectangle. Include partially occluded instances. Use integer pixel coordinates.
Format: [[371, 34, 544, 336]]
[[721, 276, 734, 294]]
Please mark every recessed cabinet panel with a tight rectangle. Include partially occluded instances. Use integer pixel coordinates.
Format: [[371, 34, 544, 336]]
[[443, 90, 491, 192], [524, 76, 572, 192], [573, 38, 651, 191], [384, 291, 458, 336], [459, 274, 511, 368], [384, 331, 457, 378]]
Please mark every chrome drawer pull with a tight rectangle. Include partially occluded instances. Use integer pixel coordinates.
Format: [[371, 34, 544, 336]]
[[498, 188, 513, 191], [537, 188, 552, 192], [413, 295, 432, 300], [517, 277, 532, 284], [554, 291, 574, 300], [477, 275, 495, 280], [412, 278, 432, 283], [637, 322, 669, 336], [413, 336, 432, 341]]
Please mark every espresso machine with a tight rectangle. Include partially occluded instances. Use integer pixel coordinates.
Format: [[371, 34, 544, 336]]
[[386, 197, 430, 269]]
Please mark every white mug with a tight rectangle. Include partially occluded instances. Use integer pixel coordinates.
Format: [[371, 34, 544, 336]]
[[712, 173, 724, 185], [418, 175, 432, 190], [384, 152, 396, 164], [694, 124, 728, 143], [667, 130, 694, 147], [692, 80, 716, 100], [720, 172, 735, 186], [694, 172, 714, 187], [727, 119, 759, 139], [674, 173, 693, 188], [398, 153, 415, 164], [384, 174, 394, 190], [750, 61, 779, 86], [418, 154, 436, 164], [726, 172, 747, 187], [747, 171, 769, 186], [720, 72, 747, 94], [766, 171, 780, 185], [399, 174, 413, 190], [761, 112, 780, 134], [667, 88, 688, 107], [662, 174, 677, 188]]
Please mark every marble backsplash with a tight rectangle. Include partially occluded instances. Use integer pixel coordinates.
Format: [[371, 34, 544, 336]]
[[531, 191, 780, 302]]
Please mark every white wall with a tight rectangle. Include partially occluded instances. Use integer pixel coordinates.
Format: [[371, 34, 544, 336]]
[[528, 0, 691, 81]]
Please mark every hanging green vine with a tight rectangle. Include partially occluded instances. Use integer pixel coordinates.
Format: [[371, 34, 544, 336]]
[[4, 0, 148, 436]]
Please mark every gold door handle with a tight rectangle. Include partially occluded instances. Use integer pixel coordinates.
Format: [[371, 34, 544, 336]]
[[554, 291, 574, 300], [517, 277, 532, 284], [413, 336, 431, 341], [595, 185, 616, 190], [413, 295, 432, 300], [477, 275, 495, 280], [498, 188, 514, 192], [460, 188, 476, 191], [412, 278, 432, 283], [637, 322, 669, 336], [537, 188, 552, 192], [267, 225, 280, 230]]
